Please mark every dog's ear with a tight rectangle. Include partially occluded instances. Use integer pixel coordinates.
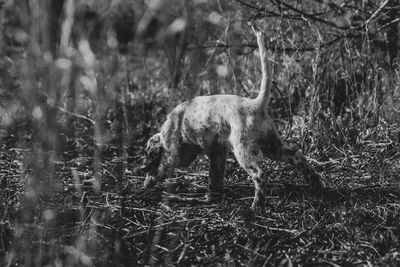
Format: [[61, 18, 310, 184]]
[[145, 133, 162, 152], [141, 133, 163, 173]]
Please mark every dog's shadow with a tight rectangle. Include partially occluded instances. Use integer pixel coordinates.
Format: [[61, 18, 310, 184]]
[[138, 178, 400, 210], [263, 182, 400, 207]]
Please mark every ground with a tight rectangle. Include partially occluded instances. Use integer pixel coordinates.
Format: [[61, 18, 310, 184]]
[[0, 100, 400, 266]]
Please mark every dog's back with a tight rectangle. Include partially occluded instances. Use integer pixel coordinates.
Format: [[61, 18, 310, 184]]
[[160, 94, 271, 151]]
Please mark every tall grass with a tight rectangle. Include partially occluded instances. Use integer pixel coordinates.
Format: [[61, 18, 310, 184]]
[[0, 0, 399, 266]]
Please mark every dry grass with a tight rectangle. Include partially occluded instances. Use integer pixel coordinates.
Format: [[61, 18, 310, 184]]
[[1, 99, 400, 266]]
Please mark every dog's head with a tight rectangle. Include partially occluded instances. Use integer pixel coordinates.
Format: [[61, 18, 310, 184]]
[[141, 133, 163, 187]]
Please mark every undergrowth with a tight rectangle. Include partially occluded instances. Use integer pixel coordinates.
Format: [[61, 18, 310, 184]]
[[1, 92, 400, 266]]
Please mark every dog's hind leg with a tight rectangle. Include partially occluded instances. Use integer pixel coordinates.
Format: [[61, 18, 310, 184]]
[[280, 145, 323, 189], [260, 130, 323, 190], [231, 137, 266, 212]]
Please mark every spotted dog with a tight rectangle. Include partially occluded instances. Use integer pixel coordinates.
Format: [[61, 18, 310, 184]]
[[142, 27, 323, 212]]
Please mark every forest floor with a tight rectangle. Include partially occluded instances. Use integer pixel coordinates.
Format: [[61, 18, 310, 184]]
[[1, 97, 400, 266]]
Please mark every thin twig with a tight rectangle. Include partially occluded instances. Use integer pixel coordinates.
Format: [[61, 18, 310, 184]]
[[57, 106, 94, 124], [365, 0, 389, 26]]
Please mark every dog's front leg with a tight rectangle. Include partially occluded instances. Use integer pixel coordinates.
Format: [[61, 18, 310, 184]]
[[144, 146, 179, 188], [206, 144, 228, 201]]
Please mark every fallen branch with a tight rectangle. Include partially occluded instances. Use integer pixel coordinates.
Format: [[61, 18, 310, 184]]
[[57, 106, 94, 125]]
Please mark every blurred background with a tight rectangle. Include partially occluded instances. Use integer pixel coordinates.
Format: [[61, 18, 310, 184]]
[[0, 0, 400, 266]]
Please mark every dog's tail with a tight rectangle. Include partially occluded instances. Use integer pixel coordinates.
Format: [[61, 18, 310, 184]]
[[252, 25, 273, 108]]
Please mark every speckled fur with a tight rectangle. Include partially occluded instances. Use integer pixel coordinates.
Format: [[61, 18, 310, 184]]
[[142, 94, 323, 212]]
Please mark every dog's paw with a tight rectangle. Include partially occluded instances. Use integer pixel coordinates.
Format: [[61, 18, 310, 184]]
[[308, 173, 324, 190], [205, 192, 224, 203], [143, 174, 157, 188], [251, 198, 265, 215]]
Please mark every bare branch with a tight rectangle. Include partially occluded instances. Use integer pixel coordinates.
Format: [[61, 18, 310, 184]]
[[186, 35, 343, 53], [365, 0, 389, 26], [275, 0, 347, 30]]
